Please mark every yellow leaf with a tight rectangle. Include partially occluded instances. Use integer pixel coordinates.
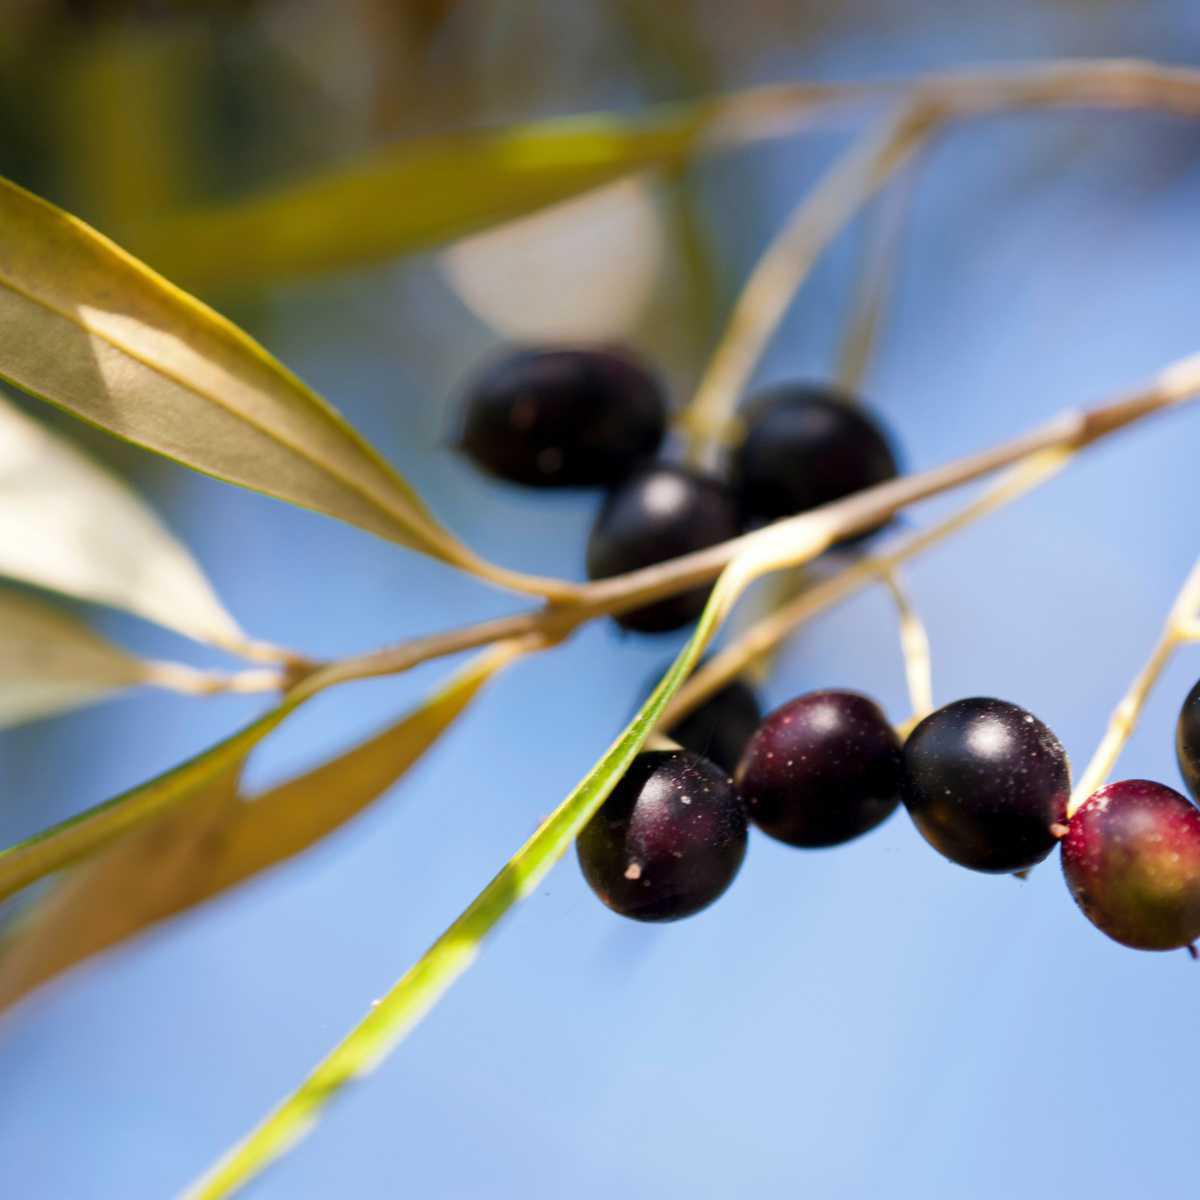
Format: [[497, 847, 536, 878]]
[[441, 173, 671, 342], [0, 587, 155, 727], [128, 108, 709, 290], [0, 762, 243, 1013], [211, 641, 517, 892], [0, 175, 535, 590], [0, 701, 298, 907], [0, 394, 245, 649], [0, 642, 518, 1011]]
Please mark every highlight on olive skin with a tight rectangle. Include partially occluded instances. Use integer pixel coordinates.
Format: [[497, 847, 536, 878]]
[[731, 382, 899, 536], [901, 697, 1070, 874], [1061, 779, 1200, 952], [585, 464, 740, 633], [457, 345, 668, 488], [1174, 677, 1200, 800], [735, 690, 904, 847], [576, 750, 749, 922]]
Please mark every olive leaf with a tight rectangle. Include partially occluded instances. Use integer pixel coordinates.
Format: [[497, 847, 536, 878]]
[[181, 545, 776, 1200], [0, 762, 244, 1014], [0, 176, 529, 588], [441, 174, 671, 342], [0, 642, 516, 1012], [183, 505, 834, 1199], [209, 642, 519, 893], [0, 700, 301, 907], [0, 587, 170, 727], [127, 107, 711, 290], [0, 394, 245, 650]]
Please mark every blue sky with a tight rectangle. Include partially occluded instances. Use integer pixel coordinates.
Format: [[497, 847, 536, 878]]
[[2, 3, 1200, 1197]]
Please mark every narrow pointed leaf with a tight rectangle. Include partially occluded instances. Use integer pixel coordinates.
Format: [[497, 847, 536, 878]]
[[183, 550, 770, 1200], [441, 175, 670, 341], [0, 587, 157, 726], [0, 643, 516, 1011], [0, 699, 303, 906], [129, 108, 711, 290], [0, 175, 499, 577], [0, 394, 245, 649], [0, 763, 243, 1012], [210, 641, 520, 893]]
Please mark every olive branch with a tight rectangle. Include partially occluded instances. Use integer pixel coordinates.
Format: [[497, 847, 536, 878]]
[[0, 55, 1199, 1199]]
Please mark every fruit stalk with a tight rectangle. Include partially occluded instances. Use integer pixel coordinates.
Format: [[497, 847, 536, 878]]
[[1068, 555, 1200, 817], [309, 354, 1200, 699], [679, 101, 938, 471], [660, 450, 1068, 729]]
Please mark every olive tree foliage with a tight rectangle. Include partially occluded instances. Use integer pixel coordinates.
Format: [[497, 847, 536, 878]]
[[1, 53, 1200, 1198]]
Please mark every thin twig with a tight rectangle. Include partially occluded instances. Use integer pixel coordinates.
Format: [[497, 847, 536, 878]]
[[143, 662, 288, 697], [306, 353, 1200, 698], [836, 162, 920, 393], [660, 448, 1070, 730], [178, 57, 1200, 1199], [676, 59, 1200, 473], [1067, 557, 1200, 817], [882, 569, 934, 722], [680, 100, 941, 469]]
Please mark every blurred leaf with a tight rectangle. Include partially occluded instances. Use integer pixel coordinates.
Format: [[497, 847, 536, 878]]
[[0, 175, 498, 576], [52, 30, 200, 229], [0, 394, 246, 649], [211, 641, 517, 892], [0, 587, 154, 727], [0, 641, 516, 1011], [0, 698, 302, 908], [184, 550, 767, 1200], [441, 173, 670, 342], [128, 106, 713, 290], [0, 762, 243, 1014]]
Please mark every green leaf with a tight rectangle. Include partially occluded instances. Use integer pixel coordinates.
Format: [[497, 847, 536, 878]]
[[0, 175, 540, 591], [0, 587, 154, 727], [0, 762, 244, 1012], [0, 699, 301, 908], [209, 641, 520, 894], [184, 510, 831, 1197], [128, 106, 711, 291], [0, 394, 246, 650], [182, 551, 770, 1200], [0, 644, 513, 1011]]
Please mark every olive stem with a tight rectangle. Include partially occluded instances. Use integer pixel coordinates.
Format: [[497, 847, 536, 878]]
[[835, 157, 921, 395], [1067, 556, 1200, 818], [837, 153, 932, 723], [307, 355, 1199, 701], [882, 570, 935, 722], [659, 448, 1070, 730], [677, 58, 1200, 473], [141, 662, 288, 697], [679, 101, 939, 471]]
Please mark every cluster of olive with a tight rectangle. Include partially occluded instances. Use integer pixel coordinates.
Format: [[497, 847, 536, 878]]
[[457, 344, 1200, 955], [580, 681, 1200, 957], [458, 345, 898, 630]]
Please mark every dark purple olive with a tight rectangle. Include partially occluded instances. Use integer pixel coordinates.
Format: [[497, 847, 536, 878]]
[[576, 750, 748, 921], [645, 662, 761, 775], [1175, 678, 1200, 800], [586, 464, 740, 633], [901, 697, 1070, 873], [458, 346, 667, 488], [1062, 779, 1200, 951], [732, 382, 899, 539], [734, 690, 903, 847]]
